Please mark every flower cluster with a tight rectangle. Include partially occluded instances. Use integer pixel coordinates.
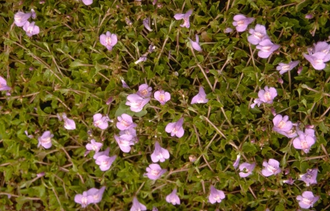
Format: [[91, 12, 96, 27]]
[[14, 10, 40, 37], [304, 41, 330, 70], [74, 186, 106, 208], [115, 113, 138, 153]]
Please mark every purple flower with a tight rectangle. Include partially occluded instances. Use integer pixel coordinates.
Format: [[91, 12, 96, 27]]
[[272, 114, 293, 137], [145, 164, 166, 180], [191, 86, 208, 104], [232, 14, 254, 32], [93, 147, 110, 160], [276, 61, 300, 75], [165, 118, 184, 138], [116, 113, 137, 131], [151, 141, 170, 162], [233, 154, 241, 169], [86, 186, 106, 204], [239, 162, 256, 178], [14, 11, 32, 27], [119, 128, 138, 143], [74, 191, 93, 208], [174, 9, 193, 28], [305, 14, 314, 19], [126, 94, 150, 112], [86, 139, 103, 152], [188, 35, 202, 52], [283, 177, 295, 185], [121, 79, 130, 88], [251, 86, 277, 108], [256, 39, 280, 58], [100, 31, 118, 51], [95, 155, 117, 171], [208, 185, 225, 204], [303, 52, 329, 70], [312, 41, 330, 57], [38, 131, 53, 149], [93, 113, 110, 130], [296, 191, 319, 209], [134, 56, 147, 64], [224, 27, 233, 33], [31, 9, 36, 19], [61, 113, 76, 130], [82, 0, 93, 5], [299, 168, 318, 186], [248, 24, 269, 45], [154, 90, 171, 105], [143, 17, 152, 31], [75, 187, 105, 208], [293, 128, 316, 153], [114, 134, 134, 153], [0, 76, 11, 91], [23, 21, 40, 37], [261, 158, 281, 177], [130, 197, 147, 211], [166, 189, 180, 205], [137, 84, 152, 98]]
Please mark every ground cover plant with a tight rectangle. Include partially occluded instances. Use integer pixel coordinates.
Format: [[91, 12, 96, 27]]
[[1, 0, 330, 210]]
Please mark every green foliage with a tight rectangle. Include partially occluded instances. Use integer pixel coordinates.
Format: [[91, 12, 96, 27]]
[[1, 0, 330, 210]]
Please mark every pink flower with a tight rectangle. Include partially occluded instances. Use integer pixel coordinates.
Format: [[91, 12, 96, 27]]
[[293, 128, 316, 153], [256, 39, 280, 59], [188, 35, 202, 52], [261, 158, 281, 177], [137, 84, 152, 98], [248, 24, 269, 45], [154, 90, 171, 105], [272, 114, 293, 137], [93, 113, 110, 130], [119, 128, 138, 143], [93, 147, 110, 160], [100, 31, 118, 51], [232, 14, 254, 32], [174, 9, 193, 28], [239, 162, 256, 178], [61, 113, 76, 130], [126, 94, 150, 112], [82, 0, 93, 5], [74, 192, 93, 208], [276, 61, 300, 75], [114, 134, 135, 153], [191, 86, 208, 104], [38, 131, 53, 149], [151, 141, 170, 162], [166, 189, 180, 205], [296, 191, 319, 209], [116, 113, 137, 131], [303, 52, 329, 70], [145, 164, 166, 180], [0, 76, 11, 91], [130, 197, 147, 211], [251, 86, 277, 108], [165, 118, 184, 138], [86, 139, 103, 152], [74, 187, 106, 208], [14, 11, 32, 27], [23, 21, 40, 37], [95, 155, 117, 171], [208, 185, 225, 204]]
